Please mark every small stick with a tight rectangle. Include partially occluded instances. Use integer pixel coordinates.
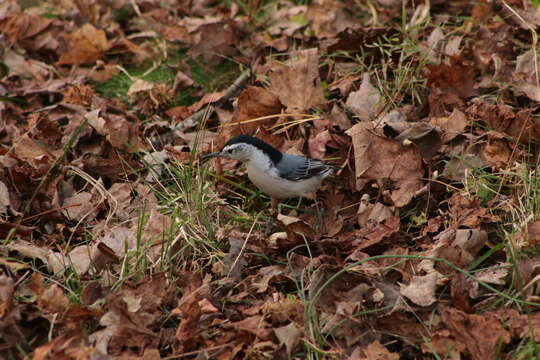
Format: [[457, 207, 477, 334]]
[[175, 69, 251, 132]]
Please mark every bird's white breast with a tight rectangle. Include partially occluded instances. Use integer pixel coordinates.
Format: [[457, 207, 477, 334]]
[[246, 159, 324, 199]]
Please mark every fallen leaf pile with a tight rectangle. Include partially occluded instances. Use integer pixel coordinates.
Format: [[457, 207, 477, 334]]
[[2, 0, 540, 359]]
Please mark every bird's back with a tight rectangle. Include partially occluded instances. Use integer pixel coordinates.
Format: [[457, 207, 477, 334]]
[[276, 153, 333, 181]]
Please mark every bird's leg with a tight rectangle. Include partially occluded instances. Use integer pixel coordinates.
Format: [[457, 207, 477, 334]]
[[314, 198, 325, 232], [264, 198, 279, 235]]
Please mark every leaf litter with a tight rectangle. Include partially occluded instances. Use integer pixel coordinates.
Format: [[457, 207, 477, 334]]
[[2, 0, 540, 359]]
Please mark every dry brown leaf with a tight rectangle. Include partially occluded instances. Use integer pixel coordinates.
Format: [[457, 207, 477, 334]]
[[127, 79, 154, 97], [400, 272, 438, 307], [0, 11, 53, 48], [443, 308, 511, 360], [227, 315, 272, 339], [227, 86, 282, 137], [187, 20, 238, 65], [328, 104, 352, 130], [422, 330, 463, 360], [467, 100, 540, 143], [467, 264, 509, 298], [62, 191, 97, 222], [513, 48, 540, 102], [346, 122, 423, 207], [58, 24, 108, 65], [427, 56, 475, 116], [0, 275, 14, 318], [250, 265, 287, 293], [267, 5, 308, 37], [6, 240, 66, 274], [391, 121, 442, 159], [429, 108, 469, 143], [67, 245, 94, 275], [345, 73, 383, 121], [357, 340, 400, 360], [307, 0, 356, 39], [222, 236, 247, 280], [0, 180, 11, 216], [277, 213, 317, 243], [483, 131, 513, 169], [268, 48, 326, 112], [12, 134, 60, 168], [274, 322, 302, 358], [107, 183, 133, 219], [4, 49, 51, 81], [422, 27, 445, 64], [308, 129, 331, 159], [448, 194, 499, 228], [85, 109, 141, 150], [421, 228, 488, 275], [38, 284, 69, 314]]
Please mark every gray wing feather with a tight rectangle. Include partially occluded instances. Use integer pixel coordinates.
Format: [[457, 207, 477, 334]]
[[277, 154, 332, 181]]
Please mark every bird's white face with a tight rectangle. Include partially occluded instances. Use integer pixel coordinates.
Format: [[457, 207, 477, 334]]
[[204, 143, 255, 162]]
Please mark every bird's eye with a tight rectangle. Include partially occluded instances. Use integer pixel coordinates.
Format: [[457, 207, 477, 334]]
[[227, 149, 233, 154]]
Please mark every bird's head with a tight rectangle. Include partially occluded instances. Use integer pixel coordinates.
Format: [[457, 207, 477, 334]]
[[202, 135, 283, 164], [202, 142, 255, 162]]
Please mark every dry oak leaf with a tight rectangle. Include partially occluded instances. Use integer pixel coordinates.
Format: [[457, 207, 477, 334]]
[[466, 100, 540, 143], [228, 86, 282, 136], [0, 12, 52, 47], [0, 275, 14, 318], [12, 134, 62, 168], [466, 264, 509, 298], [308, 129, 332, 159], [346, 122, 423, 207], [37, 284, 69, 314], [483, 131, 513, 170], [307, 0, 356, 39], [420, 228, 487, 275], [226, 315, 272, 339], [448, 194, 498, 228], [390, 121, 442, 159], [274, 322, 302, 358], [0, 180, 11, 216], [61, 191, 97, 222], [421, 329, 464, 359], [513, 49, 540, 102], [443, 308, 510, 360], [268, 48, 326, 112], [85, 109, 143, 150], [32, 333, 95, 360], [429, 108, 469, 143], [345, 73, 383, 121], [58, 24, 108, 65], [355, 340, 399, 360], [3, 49, 51, 81], [187, 19, 238, 65], [399, 272, 438, 307]]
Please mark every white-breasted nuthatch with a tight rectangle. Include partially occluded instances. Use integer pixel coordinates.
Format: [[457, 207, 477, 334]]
[[202, 135, 334, 216]]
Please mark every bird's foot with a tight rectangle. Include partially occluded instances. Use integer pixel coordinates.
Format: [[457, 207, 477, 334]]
[[314, 207, 325, 233], [264, 216, 276, 236], [312, 200, 326, 233]]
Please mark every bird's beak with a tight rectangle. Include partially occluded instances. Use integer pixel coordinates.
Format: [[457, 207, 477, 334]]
[[201, 151, 223, 161]]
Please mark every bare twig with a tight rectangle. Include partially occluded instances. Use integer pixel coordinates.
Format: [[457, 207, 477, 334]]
[[149, 69, 251, 148], [175, 69, 252, 132]]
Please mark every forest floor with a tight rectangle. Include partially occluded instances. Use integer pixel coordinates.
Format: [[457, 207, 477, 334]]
[[2, 0, 540, 359]]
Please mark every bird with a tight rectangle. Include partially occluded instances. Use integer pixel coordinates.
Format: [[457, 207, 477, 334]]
[[202, 134, 334, 231]]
